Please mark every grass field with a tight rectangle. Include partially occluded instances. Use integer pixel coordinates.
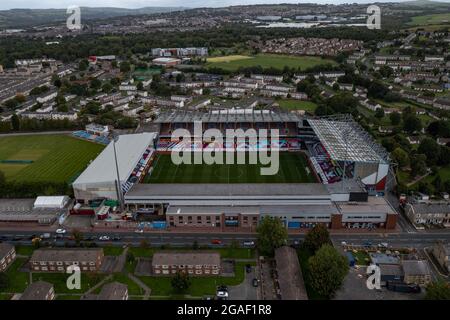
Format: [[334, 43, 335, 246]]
[[0, 135, 104, 183], [139, 261, 254, 297], [206, 54, 336, 71], [277, 99, 318, 112], [144, 152, 316, 184], [408, 13, 450, 26], [206, 55, 253, 63]]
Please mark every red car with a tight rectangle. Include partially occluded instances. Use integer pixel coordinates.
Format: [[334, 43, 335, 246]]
[[211, 239, 222, 245]]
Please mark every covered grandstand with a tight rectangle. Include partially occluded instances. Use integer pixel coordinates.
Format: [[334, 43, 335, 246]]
[[306, 115, 391, 193], [154, 109, 303, 137], [72, 132, 158, 202]]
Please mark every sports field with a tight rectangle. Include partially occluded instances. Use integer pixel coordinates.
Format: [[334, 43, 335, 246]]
[[0, 135, 104, 183], [408, 13, 450, 26], [277, 99, 318, 112], [144, 152, 316, 183], [206, 54, 336, 71]]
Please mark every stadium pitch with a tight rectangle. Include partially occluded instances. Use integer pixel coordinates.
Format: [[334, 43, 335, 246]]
[[144, 152, 316, 184]]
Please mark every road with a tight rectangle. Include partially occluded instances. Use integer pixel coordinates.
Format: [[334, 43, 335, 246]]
[[1, 229, 449, 248]]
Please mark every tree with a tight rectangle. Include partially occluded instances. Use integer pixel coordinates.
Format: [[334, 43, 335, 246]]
[[308, 244, 349, 298], [303, 224, 331, 253], [90, 79, 102, 90], [11, 114, 20, 131], [78, 59, 89, 71], [425, 280, 450, 300], [418, 138, 441, 166], [256, 216, 288, 256], [171, 271, 191, 293], [391, 147, 410, 169], [389, 112, 401, 126], [15, 94, 26, 103], [126, 251, 135, 263], [72, 229, 83, 245], [140, 239, 149, 249], [410, 154, 428, 177], [120, 61, 131, 73], [403, 114, 422, 134], [375, 108, 385, 119], [0, 170, 5, 187], [0, 273, 9, 290]]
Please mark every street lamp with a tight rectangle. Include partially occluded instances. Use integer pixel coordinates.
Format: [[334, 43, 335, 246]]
[[112, 134, 125, 212]]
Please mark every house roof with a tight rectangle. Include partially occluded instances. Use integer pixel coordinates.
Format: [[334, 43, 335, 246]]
[[274, 246, 308, 300], [152, 252, 221, 266], [0, 242, 14, 258], [402, 260, 431, 276], [20, 281, 53, 300], [30, 249, 103, 262], [97, 282, 128, 300]]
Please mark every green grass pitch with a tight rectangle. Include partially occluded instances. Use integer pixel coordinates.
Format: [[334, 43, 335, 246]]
[[206, 54, 336, 72], [0, 135, 105, 183], [144, 152, 316, 183]]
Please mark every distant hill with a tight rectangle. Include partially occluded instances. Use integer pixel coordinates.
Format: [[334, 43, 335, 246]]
[[0, 7, 187, 29], [400, 0, 450, 6]]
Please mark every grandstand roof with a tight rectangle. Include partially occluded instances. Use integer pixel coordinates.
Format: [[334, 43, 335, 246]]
[[126, 183, 329, 198], [307, 117, 389, 163], [154, 110, 302, 123], [73, 133, 157, 186]]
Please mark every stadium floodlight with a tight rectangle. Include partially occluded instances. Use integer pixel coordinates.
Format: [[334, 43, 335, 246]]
[[112, 134, 125, 212]]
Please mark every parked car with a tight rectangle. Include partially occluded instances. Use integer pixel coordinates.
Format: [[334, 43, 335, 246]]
[[378, 242, 388, 248], [252, 278, 259, 287], [216, 285, 228, 300], [363, 241, 372, 247], [40, 233, 51, 239], [113, 236, 121, 241], [55, 229, 66, 234], [245, 264, 252, 273], [99, 236, 110, 241], [243, 241, 255, 247], [211, 239, 222, 245]]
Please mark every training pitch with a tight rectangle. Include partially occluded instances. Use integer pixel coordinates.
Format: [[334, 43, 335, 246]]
[[144, 152, 316, 184], [0, 135, 104, 183], [206, 54, 336, 71]]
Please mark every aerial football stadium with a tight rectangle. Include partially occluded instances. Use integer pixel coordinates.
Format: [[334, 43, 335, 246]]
[[72, 110, 397, 231]]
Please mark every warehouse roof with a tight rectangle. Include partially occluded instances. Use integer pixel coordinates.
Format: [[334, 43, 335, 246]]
[[73, 133, 157, 186]]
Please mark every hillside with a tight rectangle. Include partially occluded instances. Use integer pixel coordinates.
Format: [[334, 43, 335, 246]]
[[0, 7, 186, 29]]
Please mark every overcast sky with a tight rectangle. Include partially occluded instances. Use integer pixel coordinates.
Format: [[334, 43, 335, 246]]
[[1, 0, 446, 10]]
